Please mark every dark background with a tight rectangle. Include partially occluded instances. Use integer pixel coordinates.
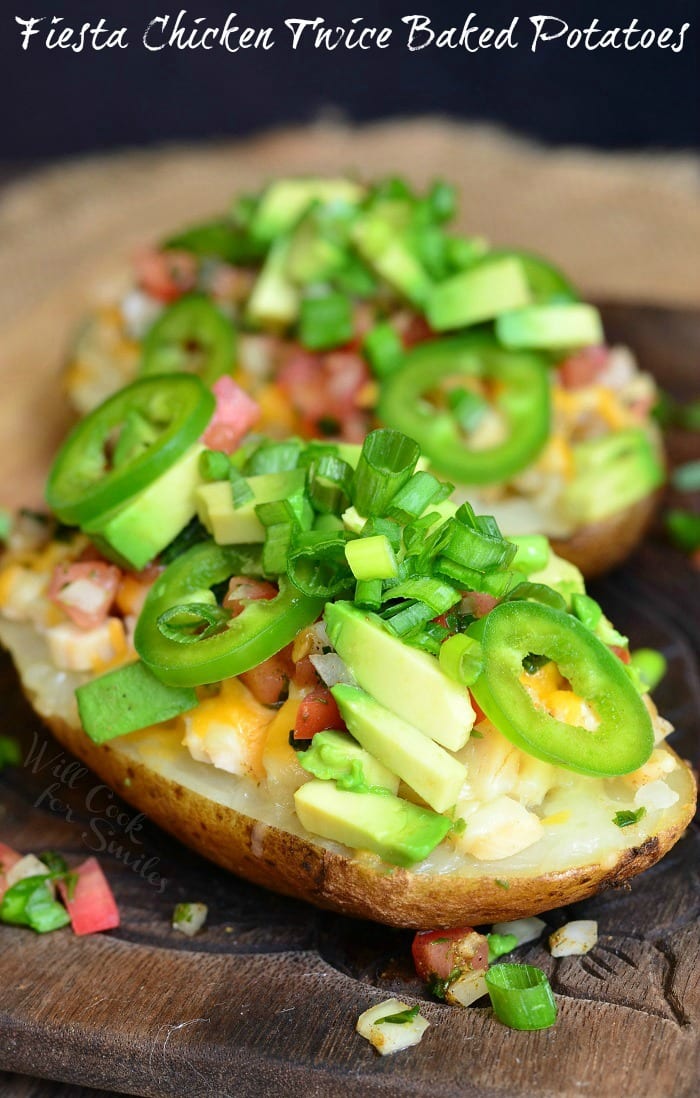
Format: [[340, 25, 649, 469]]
[[1, 0, 697, 160]]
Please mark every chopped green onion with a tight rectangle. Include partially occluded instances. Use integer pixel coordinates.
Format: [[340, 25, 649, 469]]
[[362, 515, 403, 553], [229, 467, 254, 509], [571, 592, 603, 631], [245, 439, 302, 475], [313, 513, 345, 533], [0, 734, 21, 770], [613, 807, 647, 829], [308, 455, 354, 515], [363, 322, 404, 378], [439, 634, 483, 686], [445, 235, 489, 271], [0, 875, 71, 934], [487, 933, 519, 964], [505, 582, 567, 611], [334, 258, 378, 298], [287, 530, 355, 598], [0, 508, 11, 542], [509, 535, 550, 574], [435, 558, 520, 597], [262, 521, 294, 576], [351, 429, 420, 518], [448, 387, 489, 433], [442, 511, 516, 573], [386, 576, 460, 615], [671, 460, 700, 492], [382, 600, 435, 637], [485, 964, 557, 1031], [629, 649, 667, 693], [387, 470, 451, 523], [172, 901, 208, 937], [354, 578, 383, 610], [199, 449, 230, 482], [345, 535, 398, 581], [427, 180, 457, 223], [299, 292, 353, 351], [666, 509, 700, 553]]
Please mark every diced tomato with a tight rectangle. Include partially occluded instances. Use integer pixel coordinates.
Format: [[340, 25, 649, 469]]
[[223, 576, 278, 617], [58, 857, 120, 936], [462, 591, 500, 618], [412, 927, 489, 984], [558, 346, 609, 390], [239, 646, 295, 706], [433, 614, 450, 630], [278, 349, 371, 441], [292, 655, 321, 690], [202, 376, 260, 453], [134, 248, 198, 303], [399, 313, 434, 349], [611, 645, 631, 664], [0, 844, 24, 900], [293, 687, 345, 740], [49, 561, 122, 630]]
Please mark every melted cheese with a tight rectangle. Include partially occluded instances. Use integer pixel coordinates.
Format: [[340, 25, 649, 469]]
[[182, 678, 274, 782]]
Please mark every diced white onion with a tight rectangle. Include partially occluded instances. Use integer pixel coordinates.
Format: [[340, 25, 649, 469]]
[[59, 579, 106, 615], [444, 969, 488, 1007], [634, 780, 679, 813], [356, 999, 429, 1055], [492, 916, 546, 947], [549, 920, 598, 957], [6, 853, 51, 889], [120, 289, 162, 339], [309, 653, 355, 689], [172, 902, 208, 937]]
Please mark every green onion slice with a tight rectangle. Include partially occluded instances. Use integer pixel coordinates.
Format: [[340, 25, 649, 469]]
[[485, 963, 557, 1030]]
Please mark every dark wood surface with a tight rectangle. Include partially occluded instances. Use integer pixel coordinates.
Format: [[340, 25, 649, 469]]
[[0, 303, 698, 1098]]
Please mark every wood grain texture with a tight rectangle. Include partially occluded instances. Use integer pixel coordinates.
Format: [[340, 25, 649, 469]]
[[0, 309, 698, 1096]]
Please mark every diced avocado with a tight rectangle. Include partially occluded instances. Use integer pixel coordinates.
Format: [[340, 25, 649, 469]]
[[351, 214, 432, 307], [528, 551, 585, 609], [293, 779, 452, 867], [426, 256, 531, 331], [197, 469, 308, 545], [286, 206, 353, 285], [246, 238, 299, 328], [251, 178, 365, 242], [332, 685, 466, 813], [86, 443, 205, 571], [300, 730, 400, 794], [496, 303, 603, 350], [561, 428, 664, 525], [76, 660, 198, 742], [324, 602, 475, 751]]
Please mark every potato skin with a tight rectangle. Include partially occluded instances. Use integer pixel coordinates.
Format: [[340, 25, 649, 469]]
[[550, 488, 660, 579], [37, 708, 696, 929]]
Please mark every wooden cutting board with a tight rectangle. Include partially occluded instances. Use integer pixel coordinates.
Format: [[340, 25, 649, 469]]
[[0, 303, 698, 1098]]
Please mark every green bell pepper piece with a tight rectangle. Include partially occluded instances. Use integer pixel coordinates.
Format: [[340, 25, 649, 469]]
[[140, 294, 236, 385], [134, 540, 324, 686], [377, 334, 550, 485], [470, 601, 654, 776], [46, 375, 215, 527]]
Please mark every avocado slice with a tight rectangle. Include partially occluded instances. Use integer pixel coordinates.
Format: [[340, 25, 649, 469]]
[[324, 602, 475, 751], [86, 443, 206, 570], [528, 552, 585, 609], [77, 660, 198, 742], [426, 256, 531, 331], [293, 779, 452, 868], [250, 178, 365, 242], [246, 238, 299, 329], [299, 729, 400, 794], [332, 685, 467, 813], [197, 469, 310, 545], [561, 428, 664, 526], [351, 214, 432, 308]]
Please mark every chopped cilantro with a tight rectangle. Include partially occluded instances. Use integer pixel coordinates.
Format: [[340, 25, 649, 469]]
[[450, 817, 467, 836], [0, 735, 21, 770], [613, 807, 647, 828], [375, 1003, 421, 1025], [495, 879, 511, 890], [428, 966, 462, 1000], [487, 932, 519, 963]]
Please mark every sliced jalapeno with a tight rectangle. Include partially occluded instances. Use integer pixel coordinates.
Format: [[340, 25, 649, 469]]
[[46, 375, 215, 526], [140, 294, 236, 385], [377, 334, 550, 485], [470, 601, 654, 776], [134, 540, 324, 686]]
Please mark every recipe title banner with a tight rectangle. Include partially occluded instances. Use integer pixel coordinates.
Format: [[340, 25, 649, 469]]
[[13, 12, 692, 54]]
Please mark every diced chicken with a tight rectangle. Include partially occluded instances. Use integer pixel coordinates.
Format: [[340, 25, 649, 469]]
[[45, 617, 126, 672]]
